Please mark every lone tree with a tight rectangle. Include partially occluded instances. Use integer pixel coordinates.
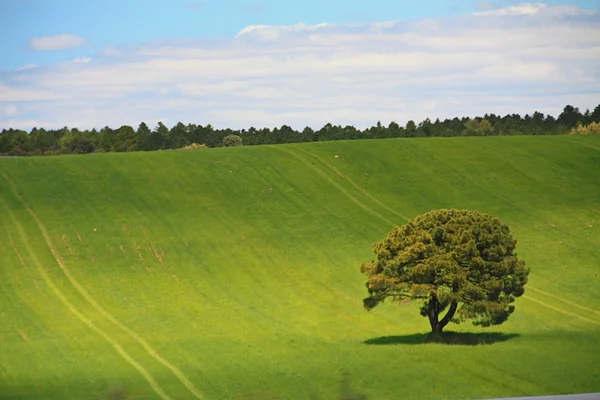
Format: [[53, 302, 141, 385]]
[[360, 209, 529, 333], [223, 134, 243, 147]]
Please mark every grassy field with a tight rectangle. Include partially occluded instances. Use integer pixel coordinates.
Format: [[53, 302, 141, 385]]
[[1, 135, 599, 400]]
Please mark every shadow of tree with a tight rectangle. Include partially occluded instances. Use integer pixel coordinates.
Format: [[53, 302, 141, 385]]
[[363, 331, 520, 346]]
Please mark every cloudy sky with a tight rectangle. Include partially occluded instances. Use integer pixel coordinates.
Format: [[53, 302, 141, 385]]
[[1, 0, 599, 131]]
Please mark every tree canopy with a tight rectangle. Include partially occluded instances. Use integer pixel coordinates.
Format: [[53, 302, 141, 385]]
[[360, 209, 530, 333], [1, 103, 599, 156]]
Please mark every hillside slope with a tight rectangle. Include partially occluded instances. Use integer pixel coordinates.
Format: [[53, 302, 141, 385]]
[[1, 135, 599, 400]]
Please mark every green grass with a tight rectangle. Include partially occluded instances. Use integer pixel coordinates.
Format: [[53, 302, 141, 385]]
[[1, 135, 599, 400]]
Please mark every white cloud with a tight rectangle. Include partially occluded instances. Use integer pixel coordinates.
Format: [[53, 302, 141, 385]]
[[236, 24, 272, 37], [29, 34, 86, 51], [72, 57, 92, 63], [0, 83, 66, 102], [100, 46, 122, 57], [235, 22, 330, 41], [2, 3, 599, 131], [1, 104, 19, 117], [473, 2, 548, 16], [16, 64, 38, 71]]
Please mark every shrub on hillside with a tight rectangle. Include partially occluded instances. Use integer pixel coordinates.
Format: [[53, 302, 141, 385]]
[[8, 146, 26, 157], [177, 142, 208, 150], [43, 146, 61, 156], [223, 135, 243, 147], [569, 121, 600, 135]]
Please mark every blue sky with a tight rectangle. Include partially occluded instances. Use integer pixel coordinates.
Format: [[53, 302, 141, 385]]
[[1, 0, 600, 130], [0, 0, 481, 70]]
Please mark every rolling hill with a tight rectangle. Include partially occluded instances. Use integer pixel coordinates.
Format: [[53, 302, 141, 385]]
[[1, 135, 599, 400]]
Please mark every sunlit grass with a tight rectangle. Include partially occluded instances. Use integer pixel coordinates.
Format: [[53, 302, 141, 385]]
[[1, 135, 599, 399]]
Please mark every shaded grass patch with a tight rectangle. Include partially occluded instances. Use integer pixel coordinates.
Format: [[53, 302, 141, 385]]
[[363, 331, 520, 346]]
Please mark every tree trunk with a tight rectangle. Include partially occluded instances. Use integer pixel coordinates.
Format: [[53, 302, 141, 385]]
[[427, 292, 459, 334], [437, 300, 458, 332], [427, 292, 440, 333]]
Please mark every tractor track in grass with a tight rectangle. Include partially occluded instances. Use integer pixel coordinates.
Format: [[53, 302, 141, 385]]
[[448, 360, 521, 393], [4, 226, 45, 297], [1, 172, 206, 400], [522, 295, 600, 326], [0, 198, 173, 400], [274, 146, 396, 227], [295, 146, 411, 223], [576, 140, 600, 152], [476, 358, 557, 394], [527, 286, 600, 316], [0, 262, 49, 344]]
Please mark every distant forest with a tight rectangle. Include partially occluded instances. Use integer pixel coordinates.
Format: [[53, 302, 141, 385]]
[[1, 104, 599, 156]]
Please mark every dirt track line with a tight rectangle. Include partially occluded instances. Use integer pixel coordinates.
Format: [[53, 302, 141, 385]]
[[523, 295, 600, 326], [132, 240, 145, 261], [5, 226, 45, 296], [576, 140, 600, 152], [275, 147, 396, 226], [448, 360, 519, 393], [0, 199, 172, 400], [295, 147, 411, 222], [62, 234, 78, 256], [138, 226, 165, 265], [1, 172, 206, 400], [15, 329, 29, 342], [527, 286, 600, 316], [72, 227, 85, 244]]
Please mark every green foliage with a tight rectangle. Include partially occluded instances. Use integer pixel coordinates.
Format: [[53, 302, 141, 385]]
[[464, 118, 493, 136], [558, 105, 584, 128], [361, 209, 530, 332], [223, 134, 243, 147], [591, 104, 600, 123], [114, 125, 137, 152]]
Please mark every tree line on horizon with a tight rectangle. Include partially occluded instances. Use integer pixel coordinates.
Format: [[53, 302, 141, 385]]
[[1, 104, 599, 156]]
